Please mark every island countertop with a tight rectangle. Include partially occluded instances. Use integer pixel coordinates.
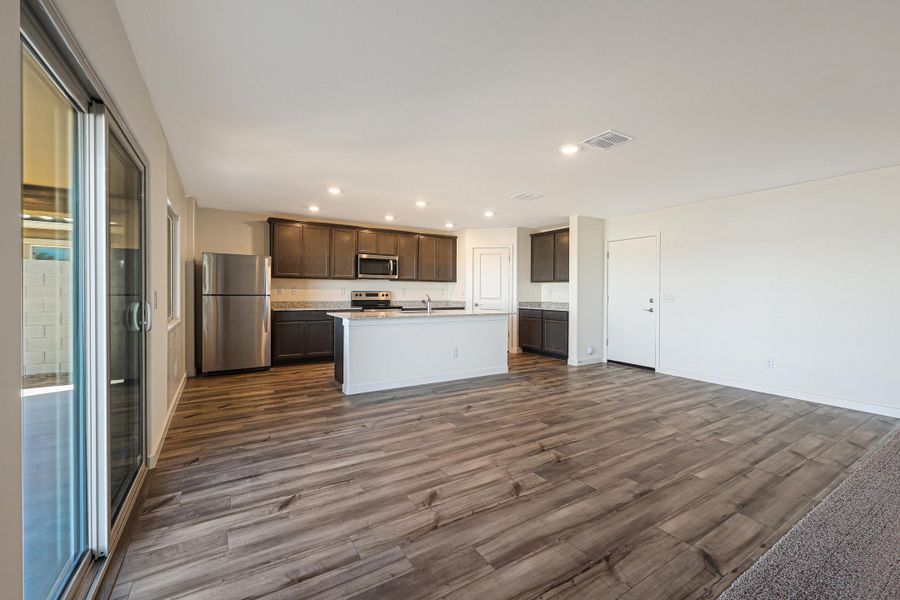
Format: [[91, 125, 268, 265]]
[[327, 310, 509, 321]]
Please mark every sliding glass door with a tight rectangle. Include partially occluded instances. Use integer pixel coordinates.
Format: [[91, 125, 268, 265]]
[[21, 46, 87, 600], [107, 130, 146, 522], [21, 7, 149, 597]]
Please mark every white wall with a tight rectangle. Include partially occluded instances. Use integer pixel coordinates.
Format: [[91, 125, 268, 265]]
[[1, 0, 23, 593], [606, 165, 900, 417], [568, 216, 606, 365]]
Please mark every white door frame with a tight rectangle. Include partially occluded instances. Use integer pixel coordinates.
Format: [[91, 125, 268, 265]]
[[470, 245, 514, 351], [603, 233, 661, 369]]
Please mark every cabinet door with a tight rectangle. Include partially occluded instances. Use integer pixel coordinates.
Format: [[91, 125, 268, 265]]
[[397, 234, 418, 280], [542, 318, 568, 357], [271, 223, 302, 277], [519, 316, 543, 351], [417, 235, 437, 281], [299, 224, 331, 278], [306, 320, 334, 358], [554, 230, 569, 282], [531, 233, 555, 282], [274, 320, 307, 361], [331, 227, 357, 279], [435, 237, 455, 282], [377, 233, 398, 256], [357, 230, 378, 254]]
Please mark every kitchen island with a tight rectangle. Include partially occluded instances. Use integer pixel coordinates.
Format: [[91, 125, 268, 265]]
[[328, 310, 509, 394]]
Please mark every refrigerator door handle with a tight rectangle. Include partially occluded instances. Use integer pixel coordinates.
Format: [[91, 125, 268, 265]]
[[264, 304, 270, 334]]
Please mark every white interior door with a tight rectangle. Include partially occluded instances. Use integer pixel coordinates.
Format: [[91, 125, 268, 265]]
[[607, 236, 658, 368], [472, 246, 511, 351], [472, 247, 511, 311]]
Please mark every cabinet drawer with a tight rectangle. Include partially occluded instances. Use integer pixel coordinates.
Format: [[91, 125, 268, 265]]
[[519, 308, 543, 320], [543, 310, 568, 322], [274, 310, 332, 322]]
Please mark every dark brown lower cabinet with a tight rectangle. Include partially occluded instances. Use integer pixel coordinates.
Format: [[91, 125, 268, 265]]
[[273, 311, 334, 363], [518, 308, 568, 359]]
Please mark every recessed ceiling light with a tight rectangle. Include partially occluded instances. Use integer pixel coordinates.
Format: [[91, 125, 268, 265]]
[[415, 200, 427, 207], [309, 205, 320, 212], [38, 215, 53, 221], [22, 213, 31, 219], [63, 217, 73, 223], [327, 187, 341, 195], [385, 215, 395, 221], [483, 211, 494, 217], [559, 144, 580, 155], [445, 222, 454, 228]]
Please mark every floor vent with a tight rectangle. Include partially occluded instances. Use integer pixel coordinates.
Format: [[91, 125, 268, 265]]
[[582, 130, 633, 150], [510, 192, 543, 201]]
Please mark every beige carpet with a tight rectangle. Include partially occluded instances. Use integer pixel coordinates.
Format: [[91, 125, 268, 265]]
[[720, 427, 900, 599]]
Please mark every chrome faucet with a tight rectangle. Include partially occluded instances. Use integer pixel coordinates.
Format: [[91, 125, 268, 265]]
[[421, 294, 433, 314]]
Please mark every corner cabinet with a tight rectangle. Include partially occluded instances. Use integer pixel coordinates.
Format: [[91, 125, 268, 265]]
[[268, 217, 456, 282], [530, 228, 569, 282], [518, 308, 568, 359]]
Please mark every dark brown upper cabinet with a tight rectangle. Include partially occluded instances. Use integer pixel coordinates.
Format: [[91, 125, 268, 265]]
[[417, 235, 436, 281], [268, 218, 456, 282], [554, 230, 569, 281], [417, 235, 456, 282], [271, 222, 303, 278], [300, 223, 331, 279], [330, 227, 357, 279], [358, 230, 398, 256], [397, 234, 418, 280], [435, 237, 455, 281], [531, 228, 569, 282]]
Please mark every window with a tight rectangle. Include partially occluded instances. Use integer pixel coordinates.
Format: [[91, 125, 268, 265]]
[[167, 202, 180, 323]]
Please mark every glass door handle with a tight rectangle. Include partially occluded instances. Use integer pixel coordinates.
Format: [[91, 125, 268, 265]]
[[142, 301, 153, 331], [128, 303, 142, 332]]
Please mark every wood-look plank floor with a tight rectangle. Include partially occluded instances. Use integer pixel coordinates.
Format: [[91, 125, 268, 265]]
[[111, 354, 898, 600]]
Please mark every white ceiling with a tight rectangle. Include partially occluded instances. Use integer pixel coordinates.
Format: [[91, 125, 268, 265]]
[[116, 0, 900, 230]]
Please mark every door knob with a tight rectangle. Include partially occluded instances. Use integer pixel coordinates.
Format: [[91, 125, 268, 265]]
[[643, 307, 654, 313]]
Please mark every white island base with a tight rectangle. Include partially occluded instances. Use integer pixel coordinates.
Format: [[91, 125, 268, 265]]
[[328, 310, 509, 395]]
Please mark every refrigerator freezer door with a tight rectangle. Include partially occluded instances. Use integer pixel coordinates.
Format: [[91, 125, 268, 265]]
[[201, 295, 271, 373], [203, 253, 271, 296]]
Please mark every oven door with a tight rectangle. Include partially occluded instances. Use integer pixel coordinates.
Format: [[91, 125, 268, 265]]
[[357, 254, 399, 279]]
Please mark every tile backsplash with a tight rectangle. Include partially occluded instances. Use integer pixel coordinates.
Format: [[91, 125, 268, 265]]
[[271, 278, 457, 302]]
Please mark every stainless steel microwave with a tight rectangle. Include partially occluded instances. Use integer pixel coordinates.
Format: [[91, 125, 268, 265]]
[[357, 253, 399, 279]]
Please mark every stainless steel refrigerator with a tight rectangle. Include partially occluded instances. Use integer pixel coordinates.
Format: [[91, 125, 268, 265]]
[[200, 252, 271, 374]]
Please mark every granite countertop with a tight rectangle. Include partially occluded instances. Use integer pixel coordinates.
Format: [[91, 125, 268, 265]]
[[518, 301, 569, 311], [272, 300, 466, 312], [272, 301, 358, 311], [328, 310, 509, 321]]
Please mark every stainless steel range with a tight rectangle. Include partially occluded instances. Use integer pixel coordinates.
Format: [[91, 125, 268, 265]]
[[351, 291, 403, 311]]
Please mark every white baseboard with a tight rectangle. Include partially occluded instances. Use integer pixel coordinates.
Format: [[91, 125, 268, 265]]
[[343, 365, 508, 395], [568, 356, 606, 367], [148, 373, 187, 468], [658, 366, 900, 419]]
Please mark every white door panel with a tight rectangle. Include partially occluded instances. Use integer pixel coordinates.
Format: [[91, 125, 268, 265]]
[[473, 248, 510, 312], [608, 237, 658, 368]]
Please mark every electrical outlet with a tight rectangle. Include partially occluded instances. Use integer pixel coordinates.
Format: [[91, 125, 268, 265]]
[[451, 347, 459, 359], [765, 358, 775, 369], [663, 294, 676, 303]]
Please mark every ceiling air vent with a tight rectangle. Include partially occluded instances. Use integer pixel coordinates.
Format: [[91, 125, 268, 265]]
[[510, 192, 543, 201], [582, 129, 633, 150]]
